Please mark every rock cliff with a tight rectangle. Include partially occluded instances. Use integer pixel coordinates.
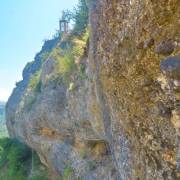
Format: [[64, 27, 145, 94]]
[[6, 0, 180, 179]]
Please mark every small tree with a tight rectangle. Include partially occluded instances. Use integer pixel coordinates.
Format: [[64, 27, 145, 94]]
[[61, 10, 73, 22], [62, 0, 89, 34], [73, 0, 89, 33]]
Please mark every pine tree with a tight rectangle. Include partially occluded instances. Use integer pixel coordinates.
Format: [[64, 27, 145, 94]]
[[73, 0, 89, 33]]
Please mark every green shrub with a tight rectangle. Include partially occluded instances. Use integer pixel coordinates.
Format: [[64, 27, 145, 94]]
[[28, 70, 42, 92], [61, 0, 88, 34], [57, 53, 75, 75], [50, 47, 76, 83], [68, 82, 76, 91], [0, 111, 8, 138], [0, 138, 31, 179], [63, 166, 73, 180], [41, 24, 89, 85], [0, 138, 49, 180], [72, 30, 89, 57], [73, 0, 89, 33]]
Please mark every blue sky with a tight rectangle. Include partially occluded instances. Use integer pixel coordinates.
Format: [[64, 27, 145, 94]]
[[0, 0, 78, 101]]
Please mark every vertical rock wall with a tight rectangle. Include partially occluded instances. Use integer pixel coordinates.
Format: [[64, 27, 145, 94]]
[[88, 0, 180, 179], [6, 0, 180, 179]]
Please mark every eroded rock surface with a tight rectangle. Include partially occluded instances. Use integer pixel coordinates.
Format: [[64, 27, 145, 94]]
[[6, 0, 180, 179]]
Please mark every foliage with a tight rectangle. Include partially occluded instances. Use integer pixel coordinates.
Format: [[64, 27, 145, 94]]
[[0, 138, 49, 180], [29, 152, 49, 180], [62, 0, 89, 34], [0, 103, 8, 138], [0, 138, 31, 179], [48, 29, 88, 85], [61, 10, 73, 22], [40, 52, 50, 64], [73, 0, 89, 33], [24, 71, 42, 110], [72, 30, 88, 58], [28, 70, 42, 93], [58, 52, 75, 75], [51, 47, 76, 80], [30, 173, 49, 180], [23, 0, 89, 111], [68, 82, 76, 91], [63, 166, 73, 180], [73, 31, 89, 79]]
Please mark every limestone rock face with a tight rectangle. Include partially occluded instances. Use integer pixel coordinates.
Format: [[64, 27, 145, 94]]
[[6, 0, 180, 179], [88, 1, 180, 179]]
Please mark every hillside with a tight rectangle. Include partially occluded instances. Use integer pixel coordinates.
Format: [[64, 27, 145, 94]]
[[0, 102, 8, 137], [6, 0, 180, 180]]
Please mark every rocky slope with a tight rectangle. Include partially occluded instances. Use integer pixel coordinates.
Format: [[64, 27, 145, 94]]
[[6, 0, 180, 179]]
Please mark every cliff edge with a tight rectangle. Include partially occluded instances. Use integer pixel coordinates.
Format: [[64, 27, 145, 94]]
[[6, 0, 180, 179]]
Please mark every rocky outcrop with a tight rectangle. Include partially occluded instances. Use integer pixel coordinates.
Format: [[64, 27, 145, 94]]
[[6, 0, 180, 179], [88, 0, 180, 179]]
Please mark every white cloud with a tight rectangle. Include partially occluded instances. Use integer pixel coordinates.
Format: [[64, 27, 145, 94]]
[[0, 88, 12, 102]]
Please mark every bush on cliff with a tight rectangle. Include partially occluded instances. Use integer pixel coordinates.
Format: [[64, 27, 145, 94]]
[[62, 0, 88, 34], [0, 138, 49, 180], [28, 70, 42, 93]]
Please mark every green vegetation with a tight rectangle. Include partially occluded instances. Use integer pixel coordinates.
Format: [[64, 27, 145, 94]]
[[21, 0, 89, 105], [0, 102, 8, 138], [23, 71, 42, 110], [62, 166, 73, 180], [51, 47, 76, 76], [72, 30, 89, 57], [68, 82, 76, 91], [63, 0, 89, 33], [49, 29, 89, 85], [0, 1, 90, 179], [57, 0, 89, 84], [24, 0, 89, 89], [73, 0, 89, 33], [0, 138, 49, 180], [0, 114, 8, 138], [28, 70, 42, 93], [58, 54, 75, 75]]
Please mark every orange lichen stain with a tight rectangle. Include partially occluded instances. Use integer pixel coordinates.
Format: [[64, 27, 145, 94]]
[[40, 127, 56, 138], [39, 127, 72, 141], [162, 150, 176, 165]]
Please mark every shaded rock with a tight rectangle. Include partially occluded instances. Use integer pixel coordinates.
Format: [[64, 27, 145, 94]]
[[160, 55, 180, 79], [144, 38, 154, 49], [155, 40, 175, 55], [136, 41, 144, 49]]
